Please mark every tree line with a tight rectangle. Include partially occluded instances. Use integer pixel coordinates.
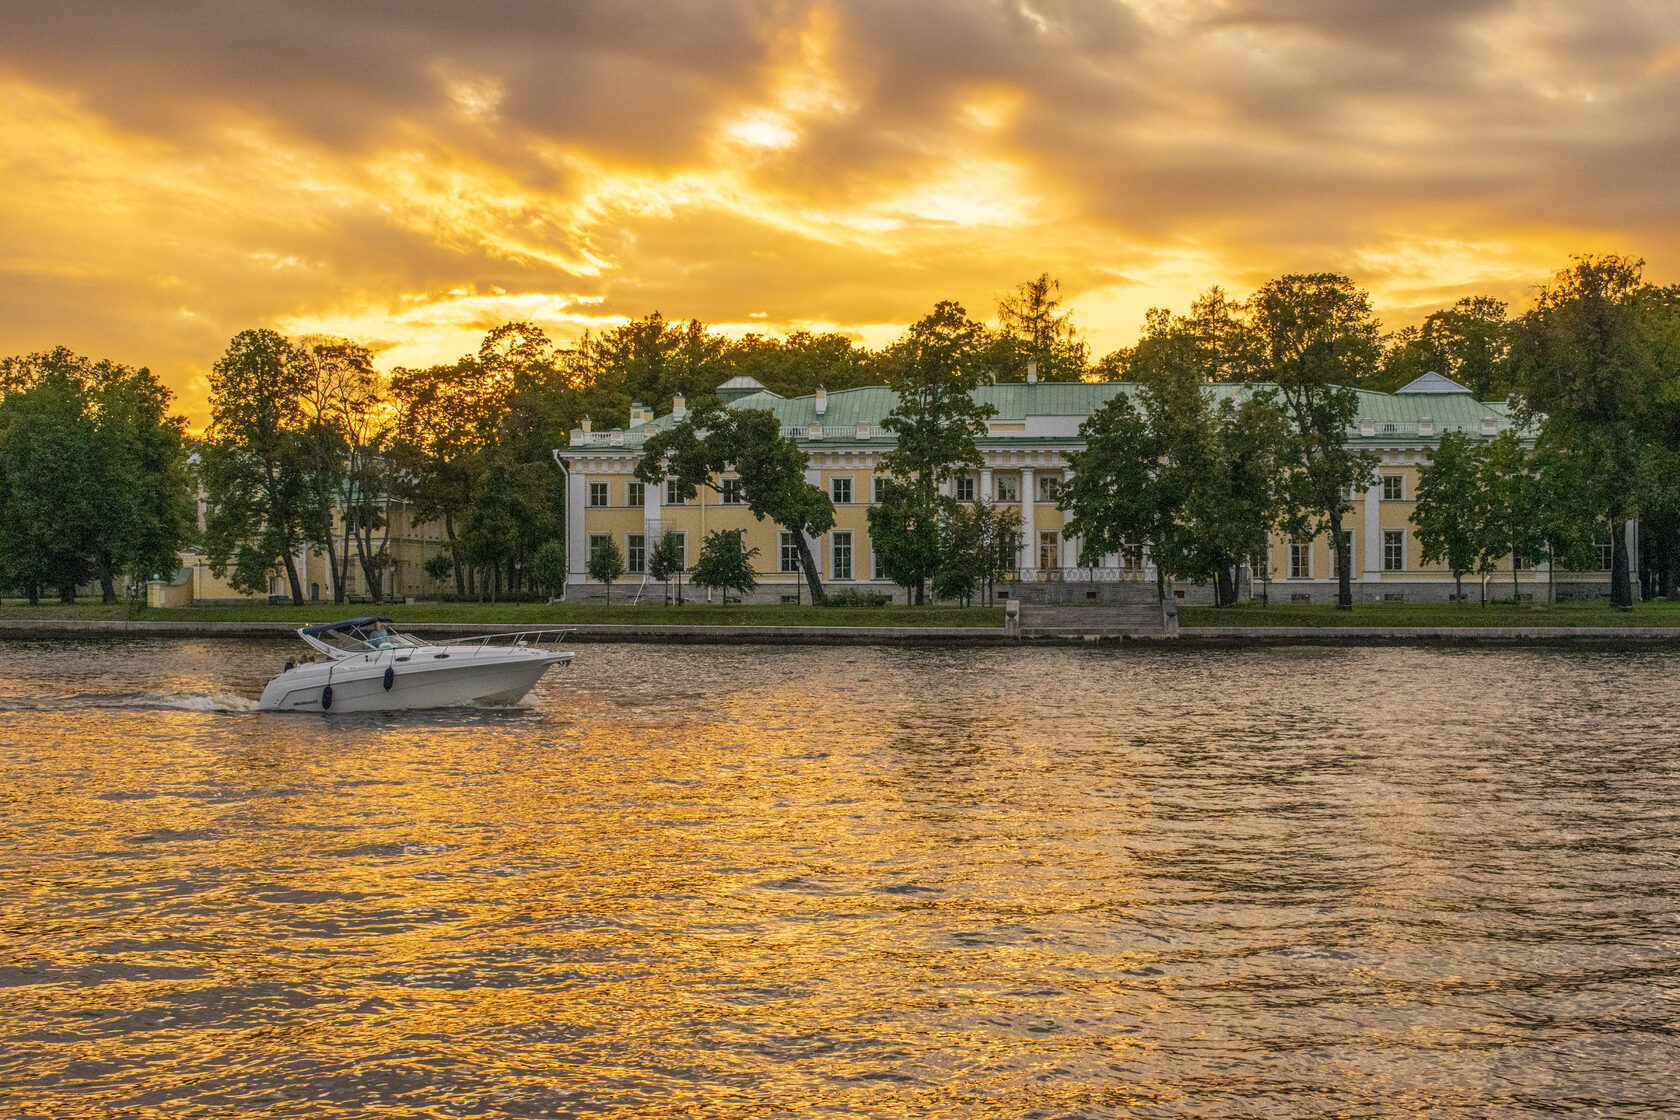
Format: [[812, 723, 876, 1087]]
[[4, 257, 1676, 609]]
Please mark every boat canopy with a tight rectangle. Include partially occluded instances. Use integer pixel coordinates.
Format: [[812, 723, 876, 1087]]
[[299, 617, 394, 637]]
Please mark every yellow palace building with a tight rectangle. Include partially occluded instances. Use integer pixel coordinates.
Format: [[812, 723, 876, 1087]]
[[560, 371, 1614, 605]]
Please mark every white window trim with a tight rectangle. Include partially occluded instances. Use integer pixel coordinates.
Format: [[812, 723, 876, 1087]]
[[832, 530, 854, 582]]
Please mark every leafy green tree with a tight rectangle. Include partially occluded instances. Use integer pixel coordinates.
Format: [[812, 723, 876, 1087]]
[[1413, 431, 1487, 603], [1511, 254, 1674, 609], [586, 536, 626, 603], [933, 500, 1024, 604], [1250, 274, 1382, 609], [0, 371, 97, 602], [869, 301, 997, 603], [648, 531, 686, 604], [1060, 391, 1166, 592], [461, 459, 554, 600], [721, 330, 880, 398], [994, 273, 1088, 382], [1531, 439, 1610, 603], [689, 530, 759, 601], [533, 539, 567, 598], [1380, 297, 1513, 397], [200, 329, 321, 604], [0, 350, 193, 604], [635, 408, 834, 602], [1478, 430, 1544, 603], [422, 552, 454, 586]]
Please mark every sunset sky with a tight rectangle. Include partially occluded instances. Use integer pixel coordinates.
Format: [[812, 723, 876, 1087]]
[[3, 0, 1679, 424]]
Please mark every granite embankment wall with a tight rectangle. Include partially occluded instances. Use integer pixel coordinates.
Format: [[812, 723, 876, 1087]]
[[4, 620, 1680, 646]]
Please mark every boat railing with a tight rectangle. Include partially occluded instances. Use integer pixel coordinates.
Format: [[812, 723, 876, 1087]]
[[429, 629, 574, 657]]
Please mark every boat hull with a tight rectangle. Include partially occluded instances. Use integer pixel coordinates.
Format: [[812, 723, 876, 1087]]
[[258, 650, 571, 713]]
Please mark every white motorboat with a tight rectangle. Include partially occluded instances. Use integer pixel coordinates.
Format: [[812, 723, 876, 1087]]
[[258, 617, 573, 713]]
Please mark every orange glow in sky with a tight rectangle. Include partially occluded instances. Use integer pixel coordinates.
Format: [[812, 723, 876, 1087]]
[[2, 2, 1677, 424]]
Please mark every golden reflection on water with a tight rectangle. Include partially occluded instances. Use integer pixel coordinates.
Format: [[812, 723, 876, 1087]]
[[1, 639, 1678, 1117]]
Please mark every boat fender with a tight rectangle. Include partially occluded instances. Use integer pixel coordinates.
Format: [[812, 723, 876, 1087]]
[[383, 666, 394, 691], [321, 684, 333, 710]]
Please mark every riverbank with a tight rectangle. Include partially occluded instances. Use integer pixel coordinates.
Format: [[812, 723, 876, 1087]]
[[5, 598, 1680, 645]]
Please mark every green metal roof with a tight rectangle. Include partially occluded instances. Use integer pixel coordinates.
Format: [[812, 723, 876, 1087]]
[[566, 379, 1519, 453]]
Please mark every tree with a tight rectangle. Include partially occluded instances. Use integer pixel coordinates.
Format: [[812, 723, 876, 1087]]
[[1250, 274, 1382, 609], [635, 407, 834, 602], [533, 539, 567, 599], [1124, 320, 1291, 605], [869, 301, 997, 603], [1511, 254, 1674, 610], [689, 529, 759, 601], [995, 273, 1088, 382], [933, 500, 1023, 605], [1380, 297, 1514, 397], [648, 531, 685, 604], [1060, 391, 1166, 593], [1478, 430, 1544, 603], [586, 536, 626, 603], [200, 330, 322, 605], [0, 349, 193, 604], [0, 371, 97, 602], [1413, 430, 1486, 603]]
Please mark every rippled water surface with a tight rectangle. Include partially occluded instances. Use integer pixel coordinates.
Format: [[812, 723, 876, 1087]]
[[2, 638, 1677, 1118]]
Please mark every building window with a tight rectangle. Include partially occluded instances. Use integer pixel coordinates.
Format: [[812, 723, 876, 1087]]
[[665, 480, 685, 506], [588, 534, 610, 569], [626, 534, 646, 574], [779, 531, 800, 573], [873, 476, 889, 504], [721, 478, 744, 504], [1381, 474, 1405, 501], [832, 531, 853, 581], [1331, 530, 1353, 579], [627, 482, 645, 508], [873, 548, 886, 580], [830, 476, 852, 504], [955, 475, 975, 502], [1038, 530, 1060, 571], [1597, 542, 1613, 571], [668, 532, 686, 569], [1513, 552, 1529, 572], [588, 482, 609, 507], [1037, 473, 1061, 501], [995, 474, 1019, 502], [1289, 536, 1311, 580], [1383, 530, 1405, 571]]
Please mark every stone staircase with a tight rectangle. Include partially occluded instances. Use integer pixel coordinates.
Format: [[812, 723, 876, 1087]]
[[1005, 580, 1178, 639]]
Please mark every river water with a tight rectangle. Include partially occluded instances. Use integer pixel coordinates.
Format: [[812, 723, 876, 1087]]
[[0, 638, 1676, 1118]]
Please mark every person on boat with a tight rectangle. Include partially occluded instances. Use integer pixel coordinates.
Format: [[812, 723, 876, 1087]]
[[367, 620, 393, 649]]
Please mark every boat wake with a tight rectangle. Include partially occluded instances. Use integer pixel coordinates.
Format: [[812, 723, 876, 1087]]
[[0, 690, 260, 713]]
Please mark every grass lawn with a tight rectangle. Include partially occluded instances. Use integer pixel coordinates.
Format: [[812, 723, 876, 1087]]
[[1178, 599, 1680, 628], [0, 599, 1006, 628]]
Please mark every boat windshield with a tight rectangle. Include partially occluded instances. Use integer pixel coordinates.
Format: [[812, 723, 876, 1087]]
[[304, 623, 423, 655], [356, 626, 422, 651]]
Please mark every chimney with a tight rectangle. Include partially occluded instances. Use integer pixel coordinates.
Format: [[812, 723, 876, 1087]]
[[672, 393, 686, 421], [629, 402, 647, 429], [1027, 360, 1038, 385], [581, 417, 592, 433], [815, 386, 828, 415]]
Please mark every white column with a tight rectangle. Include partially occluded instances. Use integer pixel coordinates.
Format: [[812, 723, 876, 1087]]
[[1019, 467, 1036, 573], [567, 463, 588, 580], [645, 472, 663, 542], [938, 478, 953, 498], [980, 467, 994, 503], [1362, 479, 1382, 582]]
